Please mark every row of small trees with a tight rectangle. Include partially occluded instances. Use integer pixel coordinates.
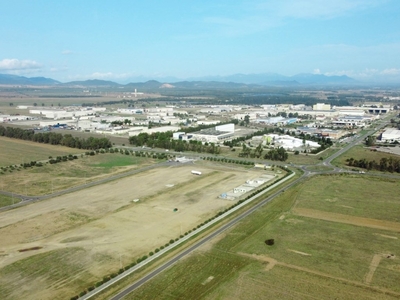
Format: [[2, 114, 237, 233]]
[[70, 165, 293, 299], [239, 144, 289, 161], [0, 148, 168, 177], [0, 126, 112, 150], [202, 156, 254, 165], [129, 132, 221, 154], [0, 155, 78, 175], [346, 157, 400, 173]]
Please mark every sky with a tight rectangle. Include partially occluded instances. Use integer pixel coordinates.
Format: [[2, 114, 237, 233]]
[[1, 0, 400, 83]]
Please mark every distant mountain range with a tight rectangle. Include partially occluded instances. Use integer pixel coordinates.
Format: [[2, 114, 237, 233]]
[[188, 72, 356, 85], [0, 72, 356, 88], [0, 74, 60, 85]]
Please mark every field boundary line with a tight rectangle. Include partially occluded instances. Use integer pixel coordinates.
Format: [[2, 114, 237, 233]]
[[293, 208, 400, 232], [365, 254, 382, 284]]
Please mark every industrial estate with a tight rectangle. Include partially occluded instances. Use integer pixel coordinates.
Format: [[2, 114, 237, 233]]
[[0, 78, 400, 300]]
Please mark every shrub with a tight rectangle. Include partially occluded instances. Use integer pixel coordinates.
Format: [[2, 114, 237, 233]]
[[265, 239, 275, 246], [79, 290, 87, 297]]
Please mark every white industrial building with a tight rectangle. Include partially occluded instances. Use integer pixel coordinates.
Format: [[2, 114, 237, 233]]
[[381, 128, 400, 143], [1, 114, 35, 122], [258, 134, 320, 151], [190, 123, 235, 143], [331, 115, 374, 127], [234, 113, 257, 121], [313, 103, 331, 111], [128, 125, 180, 136], [334, 106, 366, 116], [29, 107, 103, 119], [117, 108, 144, 114]]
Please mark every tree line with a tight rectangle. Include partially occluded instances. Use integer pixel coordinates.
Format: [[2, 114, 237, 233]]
[[346, 157, 400, 173], [129, 131, 221, 154], [0, 126, 111, 150], [239, 143, 289, 161]]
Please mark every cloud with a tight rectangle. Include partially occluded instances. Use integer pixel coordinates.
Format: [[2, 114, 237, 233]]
[[0, 58, 42, 71], [50, 66, 69, 72], [380, 68, 400, 75], [61, 50, 74, 55]]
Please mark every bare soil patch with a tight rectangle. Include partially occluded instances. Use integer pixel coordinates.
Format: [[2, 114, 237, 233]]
[[365, 254, 382, 284], [293, 207, 400, 232], [288, 249, 311, 256]]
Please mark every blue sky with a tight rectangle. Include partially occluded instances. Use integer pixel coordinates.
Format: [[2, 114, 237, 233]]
[[1, 0, 399, 83]]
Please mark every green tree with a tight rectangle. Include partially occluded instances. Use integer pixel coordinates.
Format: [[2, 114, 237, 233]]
[[244, 115, 250, 126], [365, 135, 376, 146]]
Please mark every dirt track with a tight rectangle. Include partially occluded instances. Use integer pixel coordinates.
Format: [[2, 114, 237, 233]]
[[293, 208, 400, 232]]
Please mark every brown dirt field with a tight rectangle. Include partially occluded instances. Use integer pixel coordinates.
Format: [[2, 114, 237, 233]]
[[0, 163, 275, 299], [293, 208, 400, 232]]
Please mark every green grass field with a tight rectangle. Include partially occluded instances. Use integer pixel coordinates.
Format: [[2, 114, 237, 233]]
[[332, 144, 399, 168], [294, 175, 400, 222], [125, 175, 400, 300], [0, 153, 157, 195], [0, 194, 21, 208]]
